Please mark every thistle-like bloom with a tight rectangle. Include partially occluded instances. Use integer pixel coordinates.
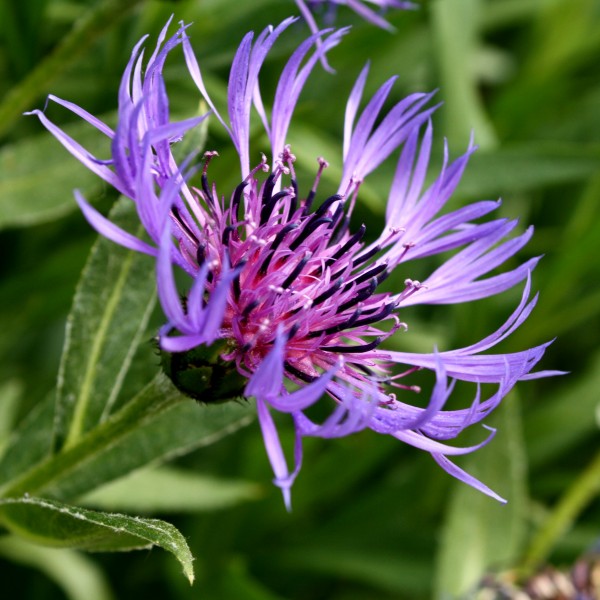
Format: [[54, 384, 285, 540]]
[[31, 18, 557, 509], [294, 0, 416, 32], [294, 0, 416, 70]]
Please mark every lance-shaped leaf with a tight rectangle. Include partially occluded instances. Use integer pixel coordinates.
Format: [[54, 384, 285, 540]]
[[0, 373, 254, 502], [0, 116, 113, 229], [55, 196, 157, 451], [79, 466, 261, 513], [41, 388, 255, 501], [434, 393, 528, 598], [0, 380, 23, 460], [0, 393, 55, 488], [0, 496, 195, 583], [0, 535, 114, 600]]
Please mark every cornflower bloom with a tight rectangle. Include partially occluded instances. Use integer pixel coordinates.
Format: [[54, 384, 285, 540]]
[[294, 0, 416, 70], [30, 18, 557, 509], [294, 0, 416, 32]]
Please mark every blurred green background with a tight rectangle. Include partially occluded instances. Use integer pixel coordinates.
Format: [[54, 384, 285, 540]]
[[0, 0, 599, 598]]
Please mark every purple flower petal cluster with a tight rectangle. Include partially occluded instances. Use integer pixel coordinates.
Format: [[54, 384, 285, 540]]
[[31, 18, 558, 509], [294, 0, 416, 70], [295, 0, 416, 32]]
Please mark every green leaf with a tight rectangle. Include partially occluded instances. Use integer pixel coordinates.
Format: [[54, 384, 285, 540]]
[[482, 0, 564, 30], [79, 466, 260, 513], [0, 535, 115, 600], [0, 0, 143, 139], [434, 393, 528, 598], [0, 379, 22, 458], [212, 558, 287, 600], [0, 393, 55, 487], [431, 0, 498, 149], [0, 496, 195, 583], [525, 351, 600, 469], [42, 393, 255, 501], [458, 143, 600, 199], [278, 546, 430, 597], [0, 117, 111, 229], [0, 373, 254, 502], [56, 197, 157, 451]]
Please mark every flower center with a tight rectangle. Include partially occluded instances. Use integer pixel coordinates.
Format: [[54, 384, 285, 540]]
[[169, 148, 401, 387]]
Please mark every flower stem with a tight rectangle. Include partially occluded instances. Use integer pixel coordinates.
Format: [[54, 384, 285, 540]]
[[519, 446, 600, 576]]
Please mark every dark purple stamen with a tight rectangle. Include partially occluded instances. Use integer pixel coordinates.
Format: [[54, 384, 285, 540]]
[[290, 178, 299, 214], [231, 180, 248, 223], [222, 225, 235, 245], [303, 189, 316, 213], [338, 278, 378, 312], [314, 194, 343, 218], [171, 207, 198, 243], [196, 243, 206, 265], [289, 217, 332, 250], [242, 299, 259, 318], [261, 190, 292, 225], [328, 224, 366, 265], [285, 361, 317, 383], [353, 263, 387, 285], [201, 173, 213, 205], [308, 308, 362, 338], [232, 259, 248, 300], [322, 336, 383, 353], [261, 172, 277, 206], [282, 253, 311, 289], [258, 223, 300, 275], [353, 244, 381, 267], [376, 269, 391, 285], [328, 203, 345, 230], [273, 222, 300, 250], [352, 302, 396, 327], [330, 214, 350, 245], [311, 277, 344, 307], [287, 323, 300, 340]]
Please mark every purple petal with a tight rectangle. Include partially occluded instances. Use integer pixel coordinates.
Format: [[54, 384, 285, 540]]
[[74, 191, 157, 257], [257, 398, 294, 511], [432, 453, 507, 503]]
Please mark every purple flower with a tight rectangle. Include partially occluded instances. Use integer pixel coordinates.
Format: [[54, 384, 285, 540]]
[[31, 18, 559, 510], [294, 0, 416, 31], [294, 0, 416, 70]]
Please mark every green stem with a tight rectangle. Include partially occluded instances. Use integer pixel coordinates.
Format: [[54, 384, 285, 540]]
[[0, 0, 143, 138], [0, 374, 185, 499], [519, 447, 600, 575]]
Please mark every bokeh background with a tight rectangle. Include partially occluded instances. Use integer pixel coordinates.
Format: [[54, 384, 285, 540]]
[[1, 0, 599, 598]]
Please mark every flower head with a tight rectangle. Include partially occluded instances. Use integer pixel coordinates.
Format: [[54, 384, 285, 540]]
[[31, 18, 559, 510], [295, 0, 416, 31], [294, 0, 417, 70]]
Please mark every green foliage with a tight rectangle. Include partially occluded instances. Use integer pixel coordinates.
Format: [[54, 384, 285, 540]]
[[0, 536, 114, 600], [0, 0, 598, 598], [0, 116, 111, 229], [79, 466, 262, 513], [0, 195, 256, 586], [0, 496, 195, 583], [435, 394, 528, 597], [55, 196, 158, 450]]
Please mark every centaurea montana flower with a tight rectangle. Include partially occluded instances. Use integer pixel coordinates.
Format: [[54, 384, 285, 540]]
[[293, 0, 416, 70], [30, 18, 558, 510], [294, 0, 416, 32]]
